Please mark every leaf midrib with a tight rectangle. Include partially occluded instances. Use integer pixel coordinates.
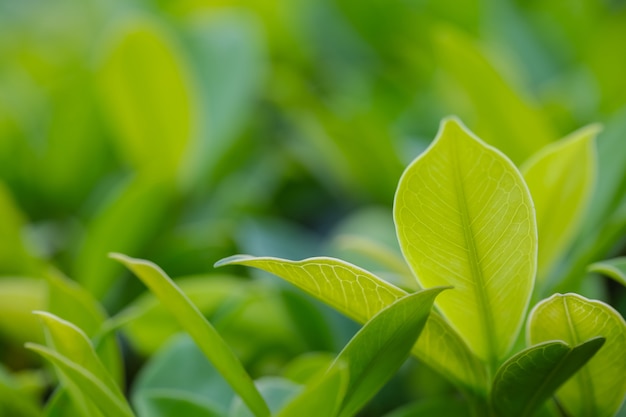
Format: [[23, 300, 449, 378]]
[[450, 140, 498, 369]]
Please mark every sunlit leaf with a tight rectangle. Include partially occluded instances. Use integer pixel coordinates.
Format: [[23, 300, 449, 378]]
[[215, 255, 487, 396], [394, 117, 536, 368], [98, 18, 195, 180], [25, 344, 135, 417], [332, 288, 447, 417], [528, 294, 626, 417], [588, 257, 626, 287], [522, 125, 599, 283], [112, 254, 270, 417], [492, 338, 605, 417]]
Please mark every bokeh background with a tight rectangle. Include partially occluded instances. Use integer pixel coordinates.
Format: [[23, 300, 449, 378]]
[[1, 0, 626, 415]]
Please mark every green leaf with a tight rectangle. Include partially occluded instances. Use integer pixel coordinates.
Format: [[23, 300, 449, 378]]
[[215, 255, 487, 396], [333, 288, 447, 417], [228, 378, 301, 417], [382, 397, 471, 417], [111, 253, 270, 417], [276, 363, 347, 417], [0, 278, 45, 344], [33, 311, 127, 415], [434, 27, 555, 164], [0, 370, 41, 417], [528, 294, 626, 417], [25, 344, 135, 417], [98, 18, 195, 180], [136, 391, 221, 417], [492, 338, 605, 417], [588, 257, 626, 287], [522, 125, 599, 283], [394, 117, 537, 367]]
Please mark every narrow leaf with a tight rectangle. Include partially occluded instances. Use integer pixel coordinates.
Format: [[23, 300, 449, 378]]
[[522, 125, 599, 282], [492, 338, 605, 417], [394, 117, 536, 367], [215, 255, 487, 395], [528, 294, 626, 417], [25, 344, 134, 417], [111, 253, 270, 417], [276, 363, 348, 417], [588, 257, 626, 287], [333, 288, 447, 417]]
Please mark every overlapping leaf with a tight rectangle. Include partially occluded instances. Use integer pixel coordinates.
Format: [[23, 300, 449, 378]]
[[528, 294, 626, 417], [394, 117, 536, 367], [215, 255, 487, 395], [588, 257, 626, 287]]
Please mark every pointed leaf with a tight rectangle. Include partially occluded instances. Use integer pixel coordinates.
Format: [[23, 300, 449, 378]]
[[528, 294, 626, 417], [588, 257, 626, 287], [111, 253, 270, 417], [492, 338, 605, 417], [276, 363, 348, 417], [25, 344, 134, 417], [215, 255, 487, 395], [333, 287, 447, 417], [394, 117, 536, 366], [522, 125, 599, 282]]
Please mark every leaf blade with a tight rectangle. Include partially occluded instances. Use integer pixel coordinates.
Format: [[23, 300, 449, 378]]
[[394, 117, 537, 365], [111, 253, 270, 417], [492, 338, 605, 417], [588, 257, 626, 287], [528, 293, 626, 417]]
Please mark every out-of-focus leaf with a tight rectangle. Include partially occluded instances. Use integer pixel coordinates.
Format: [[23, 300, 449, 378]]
[[588, 257, 626, 287], [332, 288, 446, 417], [112, 254, 270, 417], [394, 117, 536, 368], [137, 392, 221, 417], [0, 278, 45, 344], [74, 176, 174, 297], [215, 255, 487, 396], [382, 397, 470, 417], [45, 270, 122, 386], [0, 367, 41, 417], [282, 352, 336, 384], [522, 125, 598, 284], [133, 335, 234, 416], [228, 378, 301, 417], [276, 363, 347, 417], [98, 18, 195, 180], [528, 294, 626, 417], [434, 27, 555, 164], [492, 338, 605, 417], [25, 344, 134, 417]]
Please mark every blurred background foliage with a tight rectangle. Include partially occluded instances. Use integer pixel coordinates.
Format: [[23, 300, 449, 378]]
[[1, 0, 626, 415]]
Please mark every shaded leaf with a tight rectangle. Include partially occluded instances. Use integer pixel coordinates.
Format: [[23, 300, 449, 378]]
[[112, 254, 270, 417], [215, 255, 487, 395], [228, 378, 301, 417], [394, 117, 536, 367], [492, 338, 605, 417], [332, 288, 447, 417], [528, 293, 626, 417]]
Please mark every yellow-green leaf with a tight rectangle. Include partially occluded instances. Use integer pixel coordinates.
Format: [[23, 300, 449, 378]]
[[111, 254, 270, 417], [522, 125, 599, 283], [528, 294, 626, 417], [394, 117, 537, 367], [588, 257, 626, 287], [98, 18, 195, 179], [215, 255, 487, 396]]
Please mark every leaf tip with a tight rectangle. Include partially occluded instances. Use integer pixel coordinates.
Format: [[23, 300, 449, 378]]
[[214, 254, 254, 268]]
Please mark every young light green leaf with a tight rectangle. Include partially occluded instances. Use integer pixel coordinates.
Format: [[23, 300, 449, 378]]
[[588, 257, 626, 287], [394, 117, 537, 367], [111, 253, 270, 417], [522, 125, 599, 283], [98, 18, 195, 179], [25, 344, 135, 417], [215, 255, 487, 395], [528, 294, 626, 417], [33, 311, 125, 413], [275, 362, 347, 417], [332, 288, 447, 417], [492, 338, 605, 417]]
